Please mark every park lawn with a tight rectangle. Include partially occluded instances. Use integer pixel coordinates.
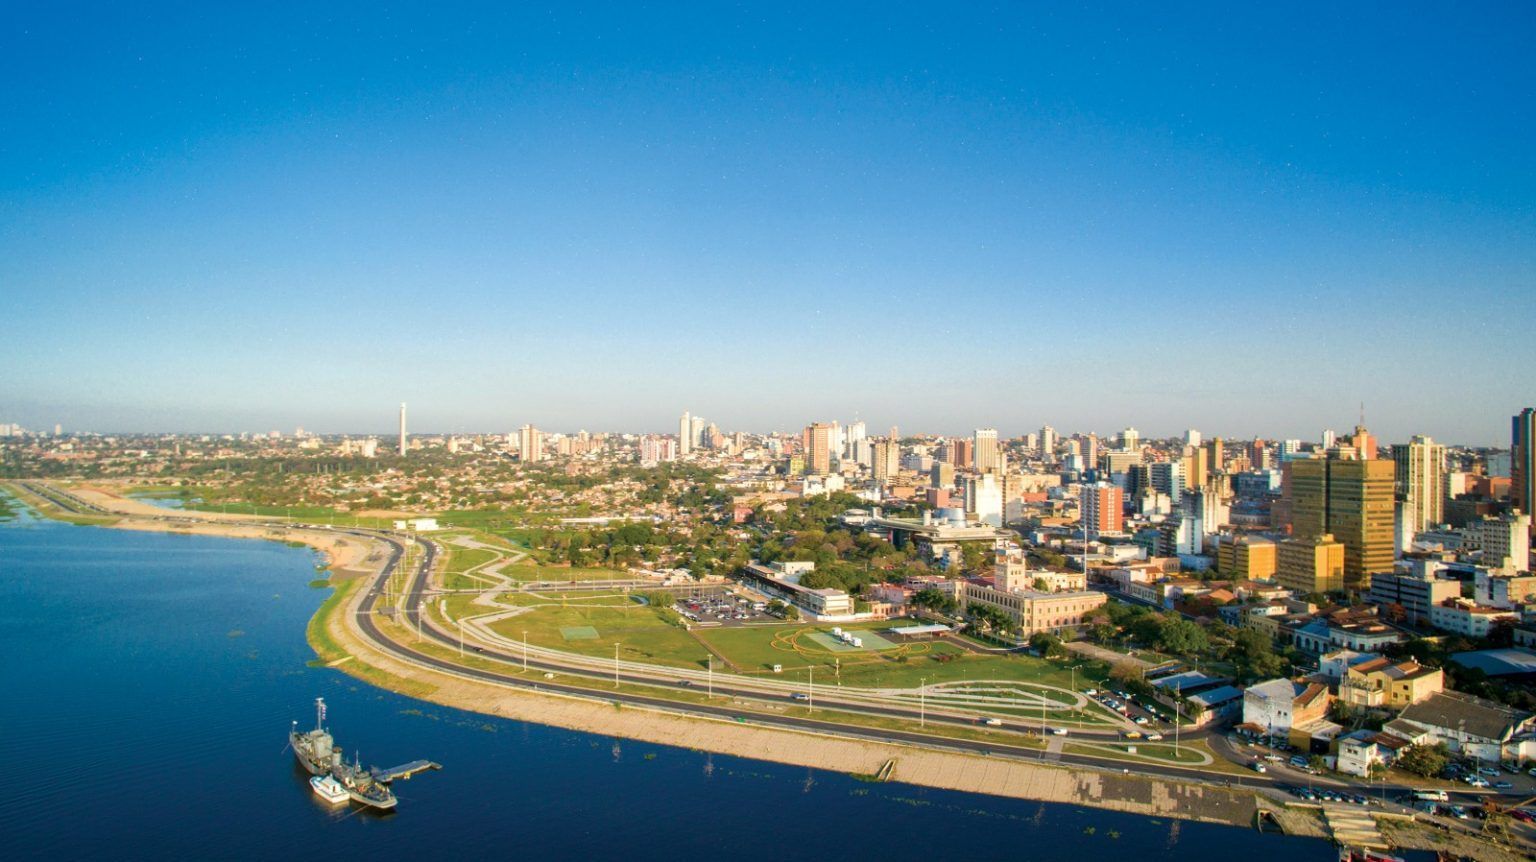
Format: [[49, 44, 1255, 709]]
[[484, 601, 705, 670], [501, 564, 635, 583], [442, 545, 501, 574]]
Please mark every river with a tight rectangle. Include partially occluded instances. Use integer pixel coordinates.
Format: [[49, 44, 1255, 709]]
[[0, 501, 1341, 859]]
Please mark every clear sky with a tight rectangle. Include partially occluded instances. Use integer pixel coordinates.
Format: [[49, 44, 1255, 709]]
[[3, 3, 1532, 444]]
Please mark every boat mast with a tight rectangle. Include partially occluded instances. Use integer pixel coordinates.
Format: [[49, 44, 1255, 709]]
[[315, 697, 325, 731]]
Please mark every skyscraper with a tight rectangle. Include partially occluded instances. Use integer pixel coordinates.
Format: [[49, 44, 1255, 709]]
[[1394, 435, 1447, 535], [872, 439, 900, 483], [519, 424, 544, 463], [1038, 425, 1056, 460], [678, 411, 692, 456], [1185, 428, 1202, 448], [805, 422, 833, 475], [1081, 482, 1125, 539], [1514, 408, 1535, 536], [398, 402, 407, 457], [1120, 427, 1140, 451], [1287, 457, 1394, 589], [974, 428, 999, 473]]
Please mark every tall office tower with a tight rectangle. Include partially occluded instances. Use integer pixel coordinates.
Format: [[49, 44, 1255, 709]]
[[1348, 424, 1378, 460], [1322, 429, 1337, 450], [889, 425, 899, 442], [518, 424, 544, 463], [1120, 427, 1140, 451], [691, 415, 708, 449], [830, 421, 844, 461], [1474, 511, 1532, 573], [1287, 457, 1395, 589], [1207, 437, 1224, 473], [1185, 428, 1202, 448], [1039, 425, 1056, 459], [1148, 460, 1184, 506], [398, 403, 407, 456], [1394, 435, 1447, 534], [1514, 408, 1536, 536], [964, 473, 1003, 526], [974, 428, 999, 473], [678, 411, 693, 455], [1084, 433, 1100, 469], [1023, 432, 1038, 453], [951, 438, 974, 469], [1184, 446, 1209, 491], [1250, 439, 1271, 471], [1081, 482, 1125, 539], [872, 439, 900, 483], [845, 421, 867, 458], [805, 422, 834, 475], [930, 461, 955, 490]]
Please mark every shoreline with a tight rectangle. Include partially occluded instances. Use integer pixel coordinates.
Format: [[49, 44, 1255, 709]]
[[2, 481, 1284, 833], [10, 481, 1523, 859]]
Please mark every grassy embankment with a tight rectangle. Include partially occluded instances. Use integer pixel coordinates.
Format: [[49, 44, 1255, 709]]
[[0, 481, 120, 526]]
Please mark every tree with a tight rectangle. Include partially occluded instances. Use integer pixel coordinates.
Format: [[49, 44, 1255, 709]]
[[1030, 632, 1064, 658], [1231, 627, 1286, 681], [1395, 742, 1450, 778]]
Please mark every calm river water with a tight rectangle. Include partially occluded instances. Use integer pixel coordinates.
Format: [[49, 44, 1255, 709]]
[[0, 502, 1342, 859]]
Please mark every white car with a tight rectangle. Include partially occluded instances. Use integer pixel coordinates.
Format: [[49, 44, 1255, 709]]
[[1464, 775, 1490, 788]]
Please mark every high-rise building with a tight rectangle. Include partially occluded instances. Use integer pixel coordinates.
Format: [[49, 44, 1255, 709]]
[[1250, 439, 1271, 471], [873, 439, 900, 483], [398, 403, 408, 457], [1472, 511, 1531, 573], [1321, 429, 1337, 450], [1207, 437, 1224, 474], [1287, 457, 1395, 589], [1348, 424, 1378, 460], [1120, 427, 1140, 451], [974, 428, 999, 473], [805, 422, 833, 475], [1394, 435, 1447, 535], [1276, 534, 1346, 595], [1184, 445, 1209, 491], [1038, 425, 1056, 460], [949, 438, 974, 469], [965, 473, 1003, 526], [1081, 482, 1125, 539], [1185, 428, 1202, 448], [678, 411, 693, 456], [519, 424, 544, 463], [1083, 433, 1100, 470], [1514, 408, 1535, 536], [1148, 460, 1184, 506]]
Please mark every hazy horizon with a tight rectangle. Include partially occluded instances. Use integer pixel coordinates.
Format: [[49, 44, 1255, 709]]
[[4, 5, 1533, 447]]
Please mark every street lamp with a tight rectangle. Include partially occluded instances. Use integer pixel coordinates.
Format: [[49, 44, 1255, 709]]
[[707, 655, 713, 699], [920, 677, 927, 728], [522, 630, 528, 672], [614, 642, 622, 688]]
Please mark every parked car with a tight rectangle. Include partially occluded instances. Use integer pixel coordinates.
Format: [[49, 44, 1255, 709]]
[[1464, 775, 1490, 788], [1493, 781, 1513, 790], [1478, 766, 1501, 777], [1250, 761, 1267, 773]]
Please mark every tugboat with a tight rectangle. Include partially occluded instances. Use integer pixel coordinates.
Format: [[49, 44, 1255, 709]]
[[309, 774, 350, 805], [333, 752, 398, 810]]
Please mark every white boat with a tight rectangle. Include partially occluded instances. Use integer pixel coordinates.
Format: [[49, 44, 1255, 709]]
[[310, 774, 350, 805]]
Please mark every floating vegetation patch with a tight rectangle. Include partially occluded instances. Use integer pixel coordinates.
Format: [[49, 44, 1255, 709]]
[[227, 629, 246, 638], [308, 579, 331, 589]]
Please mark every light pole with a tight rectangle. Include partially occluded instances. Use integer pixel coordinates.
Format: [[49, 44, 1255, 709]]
[[614, 642, 621, 688], [458, 617, 464, 658], [920, 677, 927, 728], [707, 655, 713, 699], [808, 666, 814, 713], [522, 630, 528, 672]]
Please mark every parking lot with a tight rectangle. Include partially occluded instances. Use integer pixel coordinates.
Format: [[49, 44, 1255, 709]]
[[675, 594, 777, 626]]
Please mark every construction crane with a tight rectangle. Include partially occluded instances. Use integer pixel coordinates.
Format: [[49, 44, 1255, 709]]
[[1480, 793, 1536, 839]]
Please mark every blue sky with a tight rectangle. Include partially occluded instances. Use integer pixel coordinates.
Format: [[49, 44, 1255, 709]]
[[2, 3, 1532, 443]]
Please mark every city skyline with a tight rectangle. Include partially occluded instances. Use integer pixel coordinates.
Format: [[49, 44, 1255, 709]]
[[3, 5, 1533, 443]]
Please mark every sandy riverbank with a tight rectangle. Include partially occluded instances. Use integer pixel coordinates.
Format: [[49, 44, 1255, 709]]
[[23, 483, 1518, 857]]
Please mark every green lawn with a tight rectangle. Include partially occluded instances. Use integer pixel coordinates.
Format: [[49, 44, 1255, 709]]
[[482, 600, 706, 669]]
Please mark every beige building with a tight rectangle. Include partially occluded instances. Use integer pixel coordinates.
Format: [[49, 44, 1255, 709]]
[[955, 581, 1106, 636], [993, 559, 1085, 593], [1339, 657, 1444, 710], [1394, 435, 1446, 535], [1276, 533, 1345, 594]]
